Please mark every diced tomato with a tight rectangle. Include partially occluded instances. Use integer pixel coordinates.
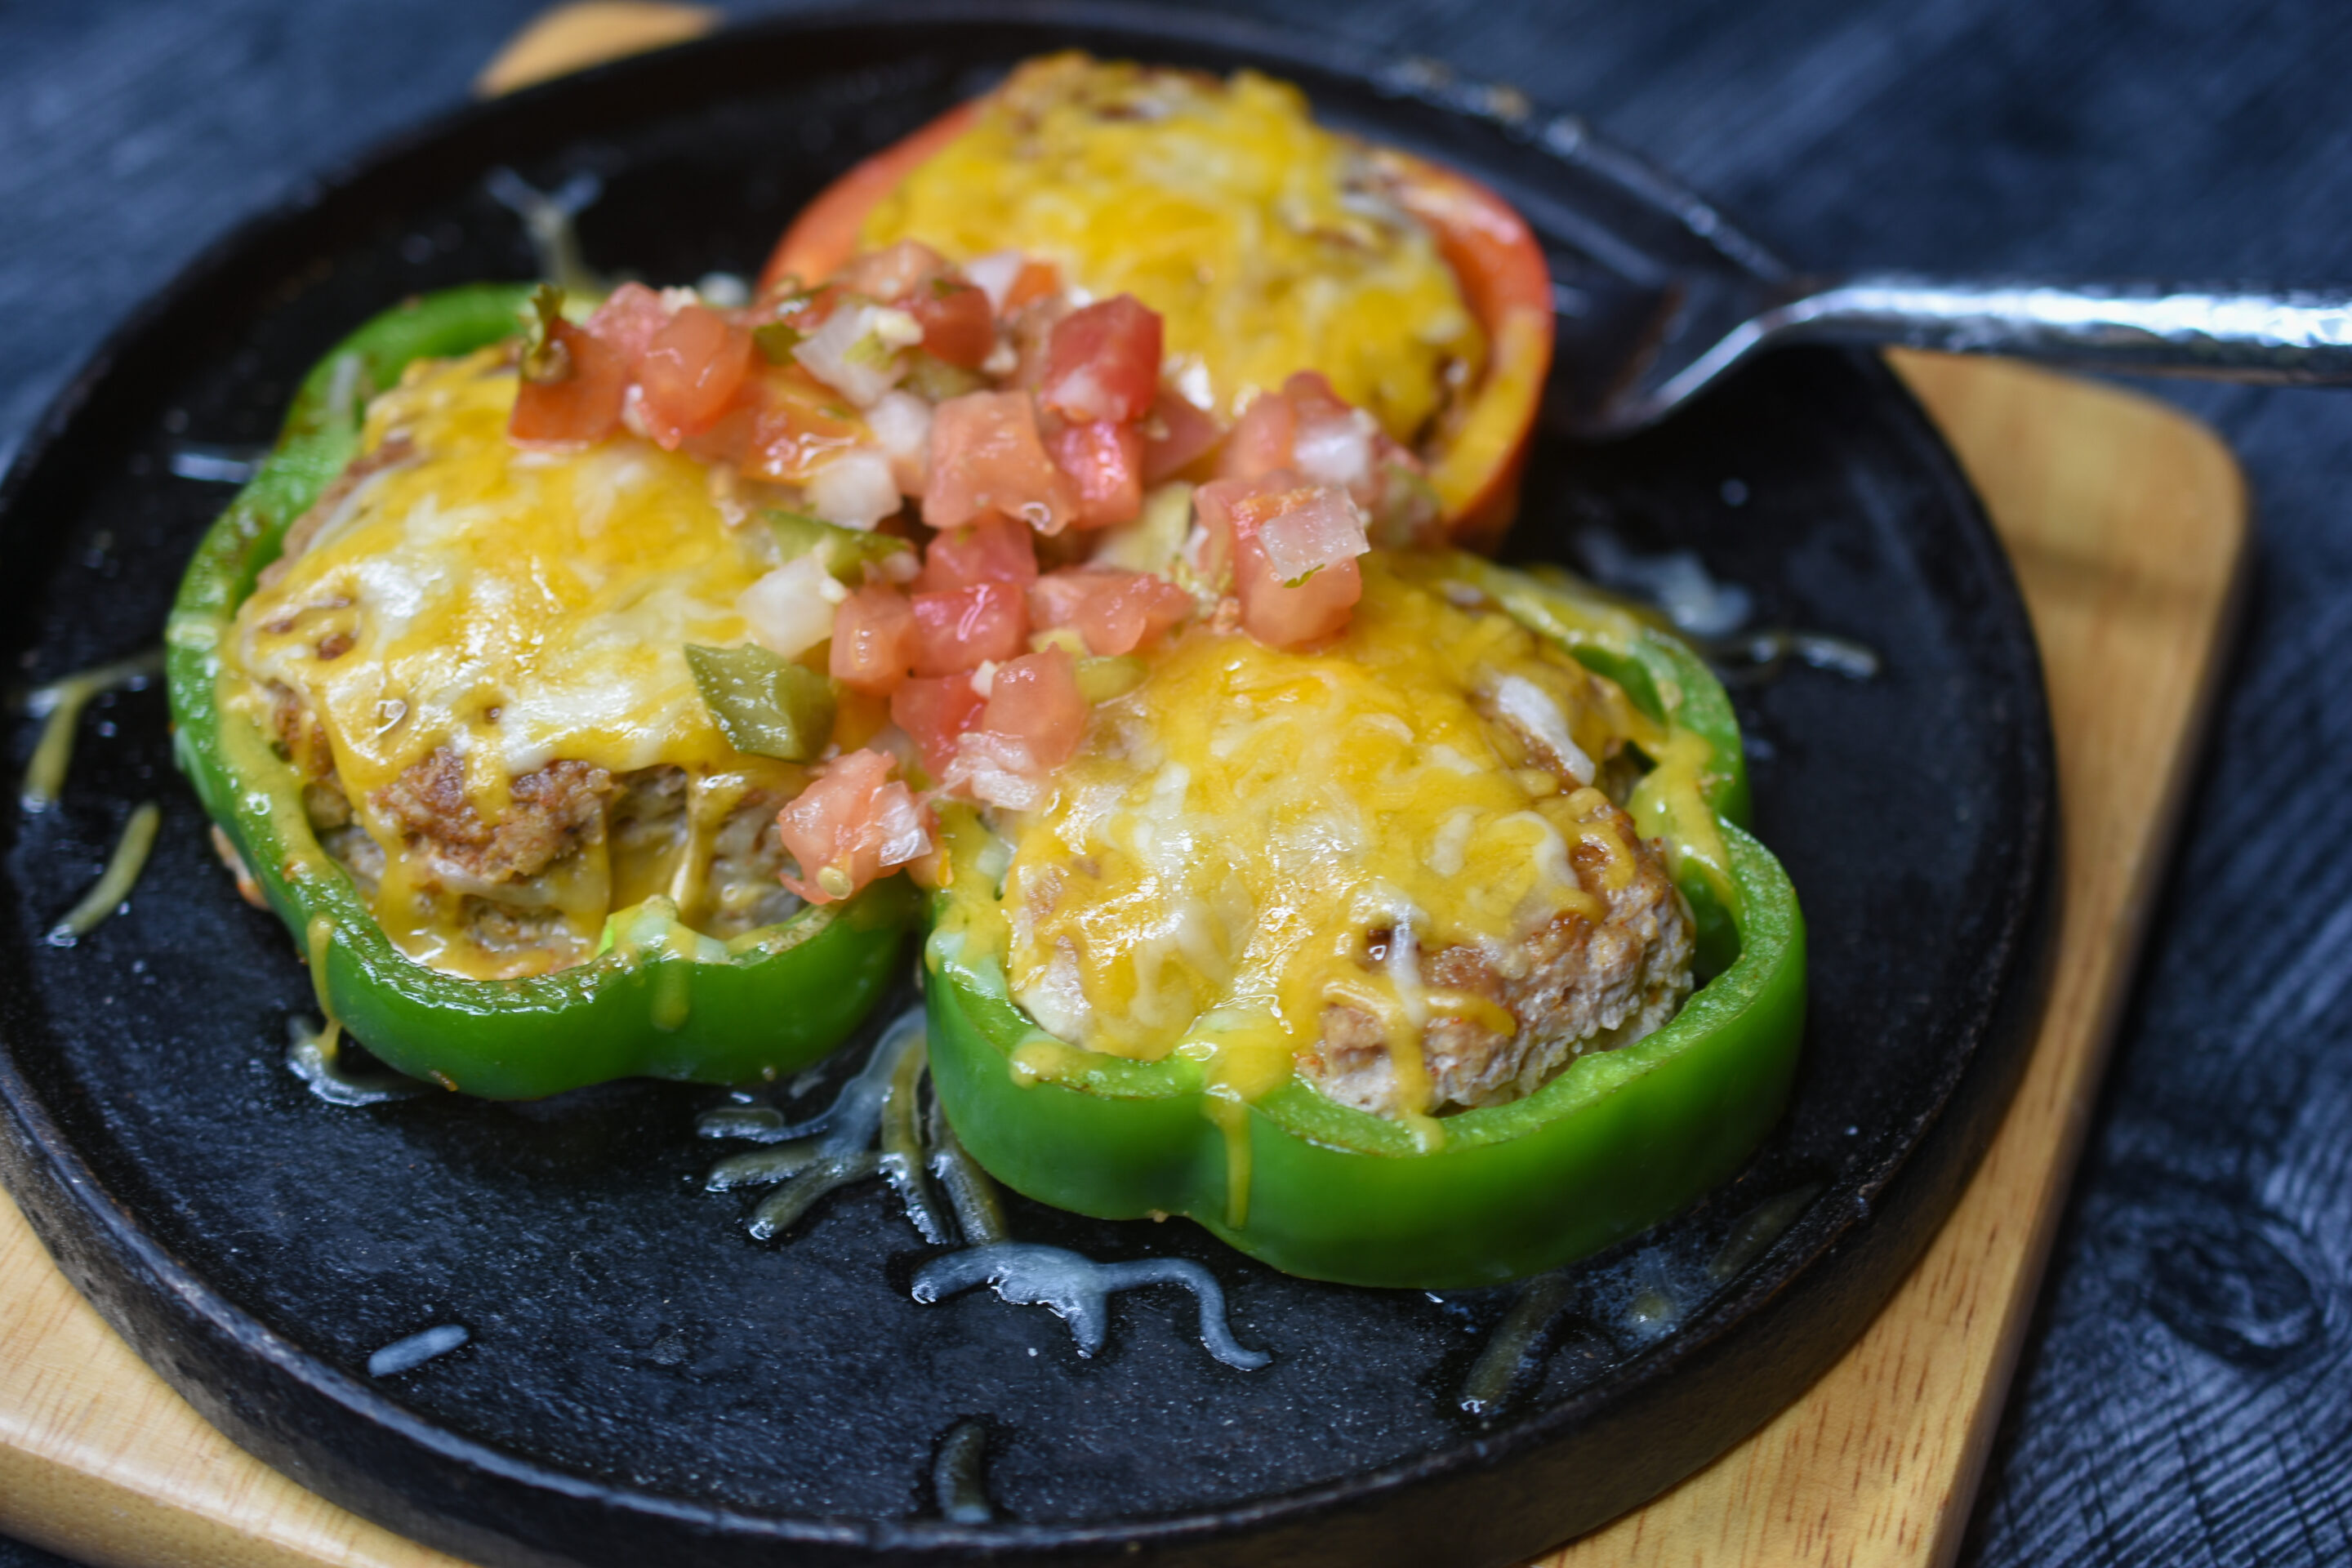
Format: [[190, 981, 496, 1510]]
[[923, 391, 1077, 534], [1004, 258, 1061, 310], [1280, 370, 1354, 423], [1040, 296, 1163, 425], [1142, 389, 1224, 483], [835, 238, 950, 301], [1217, 373, 1393, 504], [1196, 473, 1364, 648], [1029, 568, 1192, 657], [677, 398, 755, 469], [1219, 387, 1298, 483], [583, 281, 670, 367], [633, 304, 755, 447], [684, 358, 868, 474], [830, 584, 920, 694], [908, 278, 996, 369], [1045, 419, 1146, 528], [911, 582, 1028, 676], [763, 101, 1559, 549], [1235, 536, 1361, 649], [977, 647, 1087, 771], [737, 364, 862, 484], [1006, 295, 1070, 391], [890, 675, 986, 775], [916, 513, 1039, 595], [508, 322, 626, 448], [775, 749, 931, 904]]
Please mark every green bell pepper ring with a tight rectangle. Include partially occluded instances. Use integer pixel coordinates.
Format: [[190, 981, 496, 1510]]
[[164, 285, 915, 1099], [920, 558, 1805, 1289]]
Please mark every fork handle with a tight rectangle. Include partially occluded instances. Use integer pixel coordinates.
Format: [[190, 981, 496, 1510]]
[[1772, 274, 2352, 382]]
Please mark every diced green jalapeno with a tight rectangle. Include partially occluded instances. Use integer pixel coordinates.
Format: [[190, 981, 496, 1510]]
[[519, 283, 571, 385], [752, 320, 804, 363], [764, 509, 914, 584], [685, 643, 838, 762]]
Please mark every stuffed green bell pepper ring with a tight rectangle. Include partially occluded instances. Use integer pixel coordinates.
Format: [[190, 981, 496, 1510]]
[[920, 556, 1805, 1290], [165, 285, 914, 1099]]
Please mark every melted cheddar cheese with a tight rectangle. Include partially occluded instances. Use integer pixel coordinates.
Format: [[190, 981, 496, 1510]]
[[861, 53, 1483, 443], [225, 350, 787, 977], [990, 554, 1646, 1119]]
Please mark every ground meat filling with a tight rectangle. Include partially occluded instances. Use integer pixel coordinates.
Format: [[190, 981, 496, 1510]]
[[372, 749, 612, 889], [1301, 797, 1695, 1118], [258, 686, 800, 967]]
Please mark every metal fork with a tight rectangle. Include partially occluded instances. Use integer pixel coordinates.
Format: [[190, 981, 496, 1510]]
[[1559, 270, 2352, 438]]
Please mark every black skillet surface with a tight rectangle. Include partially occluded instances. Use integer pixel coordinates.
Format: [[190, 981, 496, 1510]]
[[0, 6, 2054, 1565]]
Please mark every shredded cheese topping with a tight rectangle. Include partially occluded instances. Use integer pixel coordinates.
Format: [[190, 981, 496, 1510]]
[[861, 53, 1484, 443], [991, 554, 1649, 1113], [225, 350, 788, 976]]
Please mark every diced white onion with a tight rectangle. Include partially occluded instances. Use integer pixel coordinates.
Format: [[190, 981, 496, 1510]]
[[963, 250, 1027, 313], [947, 731, 1045, 811], [870, 782, 932, 868], [695, 272, 751, 309], [617, 382, 654, 442], [792, 302, 921, 407], [805, 448, 901, 529], [865, 390, 934, 495], [737, 555, 847, 658], [1254, 484, 1370, 586], [1293, 406, 1379, 495], [1174, 359, 1214, 412], [1045, 362, 1116, 423]]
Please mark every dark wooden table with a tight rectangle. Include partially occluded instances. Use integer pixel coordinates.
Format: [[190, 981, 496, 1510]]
[[5, 2, 2348, 1563]]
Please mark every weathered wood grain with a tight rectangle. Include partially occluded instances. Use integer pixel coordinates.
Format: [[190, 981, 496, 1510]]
[[1535, 350, 2247, 1567], [472, 0, 715, 96]]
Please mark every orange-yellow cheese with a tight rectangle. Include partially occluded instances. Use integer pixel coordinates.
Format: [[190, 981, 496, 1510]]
[[987, 554, 1644, 1116], [224, 350, 782, 975], [862, 53, 1484, 444]]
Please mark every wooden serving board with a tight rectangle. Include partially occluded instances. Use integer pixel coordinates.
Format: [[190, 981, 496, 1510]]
[[0, 355, 2248, 1568], [0, 13, 2250, 1563]]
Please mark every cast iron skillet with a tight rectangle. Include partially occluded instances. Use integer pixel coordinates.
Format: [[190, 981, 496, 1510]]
[[0, 5, 2055, 1565]]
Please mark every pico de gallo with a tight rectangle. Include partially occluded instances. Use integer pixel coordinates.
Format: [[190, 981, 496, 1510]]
[[501, 247, 1463, 910]]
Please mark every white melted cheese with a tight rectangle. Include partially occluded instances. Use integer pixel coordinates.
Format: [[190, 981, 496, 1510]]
[[234, 350, 761, 809], [223, 350, 797, 978], [991, 553, 1638, 1112]]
